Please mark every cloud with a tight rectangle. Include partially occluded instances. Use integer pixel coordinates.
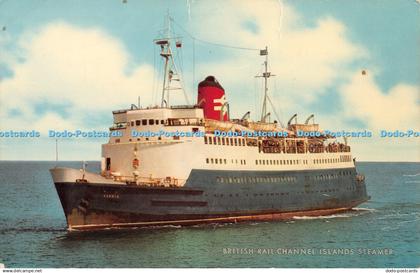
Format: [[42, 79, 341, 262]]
[[0, 1, 418, 161], [340, 72, 419, 130], [0, 22, 155, 132], [186, 0, 419, 161], [189, 0, 366, 111]]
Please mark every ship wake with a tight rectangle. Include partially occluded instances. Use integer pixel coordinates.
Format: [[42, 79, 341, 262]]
[[292, 208, 375, 220]]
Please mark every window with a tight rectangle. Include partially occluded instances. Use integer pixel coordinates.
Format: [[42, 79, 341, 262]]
[[131, 121, 134, 126], [161, 120, 165, 125], [206, 158, 209, 164], [142, 119, 147, 126], [226, 138, 230, 145], [217, 137, 221, 145], [149, 119, 154, 125], [204, 136, 208, 144], [222, 138, 225, 145], [215, 159, 218, 164], [115, 139, 120, 143], [224, 159, 227, 164], [106, 157, 111, 171], [230, 138, 234, 146], [234, 138, 238, 146], [136, 120, 141, 126], [209, 137, 213, 144], [155, 120, 159, 125]]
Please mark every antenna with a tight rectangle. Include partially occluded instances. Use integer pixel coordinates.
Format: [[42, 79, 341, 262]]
[[256, 46, 275, 122], [55, 139, 58, 167], [154, 13, 190, 107]]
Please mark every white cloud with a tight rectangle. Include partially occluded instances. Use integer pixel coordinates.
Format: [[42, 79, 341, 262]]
[[0, 1, 418, 161], [187, 0, 419, 161], [0, 22, 155, 132], [340, 72, 419, 130], [189, 0, 366, 111]]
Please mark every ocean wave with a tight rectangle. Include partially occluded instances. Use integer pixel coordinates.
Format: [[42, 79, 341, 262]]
[[404, 180, 420, 184], [403, 173, 420, 177], [0, 227, 66, 233], [292, 208, 375, 220], [292, 214, 351, 220], [351, 207, 376, 212]]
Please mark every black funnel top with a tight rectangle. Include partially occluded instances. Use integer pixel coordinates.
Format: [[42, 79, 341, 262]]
[[198, 76, 224, 91]]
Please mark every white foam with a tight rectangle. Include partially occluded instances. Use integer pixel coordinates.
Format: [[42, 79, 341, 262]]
[[293, 214, 351, 220], [403, 173, 420, 177], [352, 207, 376, 212]]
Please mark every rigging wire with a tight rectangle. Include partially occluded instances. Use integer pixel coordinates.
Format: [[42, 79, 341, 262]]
[[170, 17, 260, 51], [267, 95, 285, 128], [267, 60, 285, 127], [169, 21, 190, 105], [272, 78, 285, 127], [152, 43, 157, 105], [169, 16, 285, 125], [192, 38, 195, 93]]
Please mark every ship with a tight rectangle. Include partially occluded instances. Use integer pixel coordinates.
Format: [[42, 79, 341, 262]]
[[50, 17, 370, 231]]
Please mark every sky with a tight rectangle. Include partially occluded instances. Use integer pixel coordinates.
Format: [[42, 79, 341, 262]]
[[0, 0, 419, 161]]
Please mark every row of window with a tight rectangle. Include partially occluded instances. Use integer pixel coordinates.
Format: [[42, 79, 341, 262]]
[[204, 136, 248, 146], [215, 172, 353, 184], [207, 157, 348, 166], [130, 119, 165, 126], [305, 171, 353, 181], [340, 155, 352, 162], [206, 158, 247, 165], [216, 176, 297, 184], [205, 187, 358, 199], [313, 158, 341, 164], [255, 159, 309, 166]]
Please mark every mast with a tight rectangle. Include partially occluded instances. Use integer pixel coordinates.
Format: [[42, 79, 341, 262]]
[[156, 14, 172, 107], [154, 13, 190, 107], [256, 46, 275, 122]]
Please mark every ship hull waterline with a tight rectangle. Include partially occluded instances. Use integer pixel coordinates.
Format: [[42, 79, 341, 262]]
[[64, 206, 366, 231]]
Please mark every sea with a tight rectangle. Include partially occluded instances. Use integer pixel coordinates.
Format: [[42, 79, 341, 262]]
[[0, 161, 418, 268]]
